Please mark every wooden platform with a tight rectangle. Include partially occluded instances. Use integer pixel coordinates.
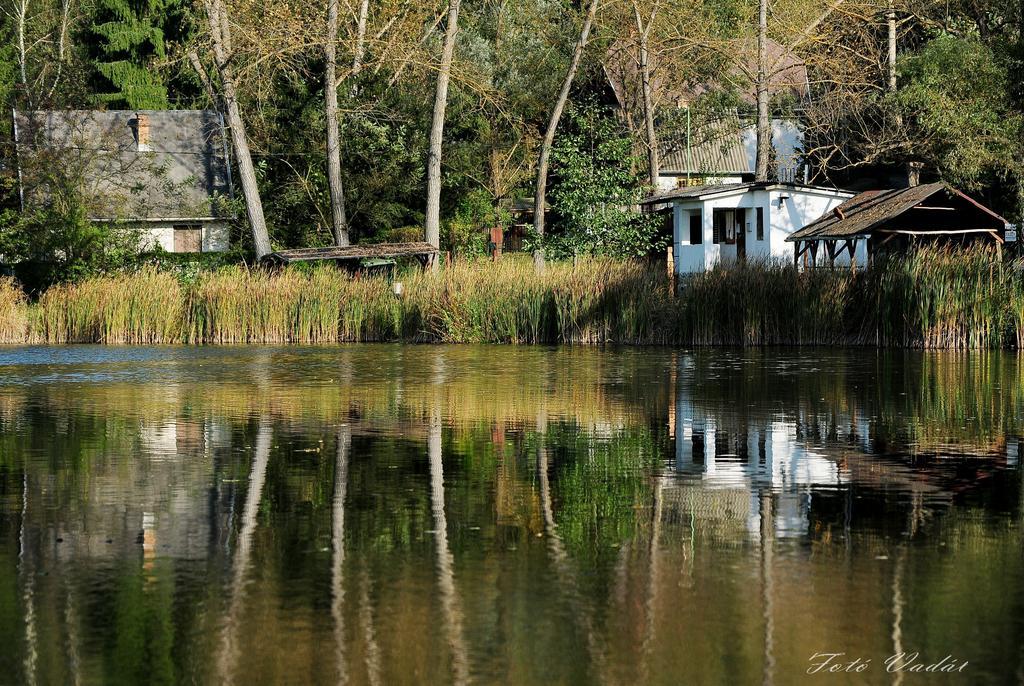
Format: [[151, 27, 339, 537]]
[[263, 242, 437, 266]]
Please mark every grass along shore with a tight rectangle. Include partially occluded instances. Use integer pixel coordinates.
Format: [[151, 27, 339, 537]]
[[2, 249, 1024, 348]]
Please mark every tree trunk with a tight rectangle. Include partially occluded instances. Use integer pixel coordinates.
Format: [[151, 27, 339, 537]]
[[886, 0, 897, 93], [425, 0, 462, 272], [204, 0, 272, 258], [532, 0, 600, 271], [754, 0, 771, 182], [187, 49, 218, 103], [887, 0, 917, 186], [634, 2, 659, 188], [351, 0, 370, 98], [325, 0, 350, 246], [16, 0, 27, 90]]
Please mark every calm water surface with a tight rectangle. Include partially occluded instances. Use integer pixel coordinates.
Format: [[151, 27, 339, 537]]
[[0, 345, 1022, 685]]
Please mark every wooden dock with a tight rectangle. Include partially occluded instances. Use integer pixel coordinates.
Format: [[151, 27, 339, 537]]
[[263, 242, 437, 267]]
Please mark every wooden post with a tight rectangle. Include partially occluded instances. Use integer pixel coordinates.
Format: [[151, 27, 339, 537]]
[[489, 226, 503, 261], [666, 244, 676, 297]]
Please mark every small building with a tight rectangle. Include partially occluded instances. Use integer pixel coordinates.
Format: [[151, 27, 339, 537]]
[[787, 182, 1010, 267], [14, 109, 233, 253], [641, 182, 854, 274]]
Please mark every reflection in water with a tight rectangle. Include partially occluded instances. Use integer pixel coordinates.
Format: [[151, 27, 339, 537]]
[[333, 426, 350, 685], [357, 564, 381, 686], [429, 405, 469, 686], [218, 422, 272, 683], [0, 346, 1021, 684], [19, 474, 36, 686], [891, 545, 906, 686]]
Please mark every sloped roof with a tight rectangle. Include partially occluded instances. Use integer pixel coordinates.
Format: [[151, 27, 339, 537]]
[[787, 183, 1008, 241], [641, 181, 849, 206], [14, 110, 232, 221], [658, 111, 751, 175]]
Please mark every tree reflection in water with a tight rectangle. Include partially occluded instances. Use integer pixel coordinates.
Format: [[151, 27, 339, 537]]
[[0, 345, 1021, 684]]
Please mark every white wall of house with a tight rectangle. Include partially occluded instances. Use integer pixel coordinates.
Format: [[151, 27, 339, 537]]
[[741, 119, 804, 181], [671, 186, 854, 274], [766, 189, 864, 265], [135, 221, 231, 253]]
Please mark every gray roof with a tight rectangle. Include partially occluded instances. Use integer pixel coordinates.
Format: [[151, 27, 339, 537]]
[[14, 110, 232, 222], [658, 111, 751, 176], [787, 183, 1007, 241]]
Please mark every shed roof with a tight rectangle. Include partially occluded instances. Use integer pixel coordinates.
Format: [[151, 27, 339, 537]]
[[640, 181, 850, 206], [14, 110, 232, 222], [658, 110, 751, 176], [787, 183, 1008, 241]]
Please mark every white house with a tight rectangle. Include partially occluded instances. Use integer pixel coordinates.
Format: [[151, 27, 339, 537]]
[[14, 109, 233, 253], [641, 182, 856, 274]]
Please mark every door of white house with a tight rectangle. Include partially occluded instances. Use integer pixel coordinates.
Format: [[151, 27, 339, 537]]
[[173, 225, 202, 253], [735, 208, 747, 262], [713, 209, 746, 265]]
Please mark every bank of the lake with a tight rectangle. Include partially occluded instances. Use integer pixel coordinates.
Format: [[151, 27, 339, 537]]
[[2, 248, 1023, 347]]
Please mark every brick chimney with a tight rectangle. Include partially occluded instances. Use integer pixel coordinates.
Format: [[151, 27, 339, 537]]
[[131, 112, 151, 152]]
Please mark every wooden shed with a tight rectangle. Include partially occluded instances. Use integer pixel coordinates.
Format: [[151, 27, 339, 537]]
[[787, 183, 1009, 268]]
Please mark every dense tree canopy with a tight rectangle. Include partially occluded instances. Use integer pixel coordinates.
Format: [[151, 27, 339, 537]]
[[0, 0, 1021, 266]]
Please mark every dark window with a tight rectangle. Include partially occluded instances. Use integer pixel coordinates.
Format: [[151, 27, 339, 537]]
[[756, 207, 765, 241], [689, 212, 702, 245], [692, 431, 705, 465], [713, 211, 725, 244]]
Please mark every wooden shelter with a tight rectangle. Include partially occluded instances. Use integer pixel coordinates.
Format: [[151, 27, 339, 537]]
[[262, 242, 437, 268], [786, 183, 1009, 268]]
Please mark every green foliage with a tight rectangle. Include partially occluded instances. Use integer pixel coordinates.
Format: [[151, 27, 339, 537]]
[[89, 0, 177, 108], [892, 35, 1024, 191], [0, 168, 140, 288], [375, 226, 426, 244], [547, 102, 664, 259], [443, 189, 510, 256]]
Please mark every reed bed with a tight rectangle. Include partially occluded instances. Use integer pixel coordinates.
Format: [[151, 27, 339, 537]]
[[0, 277, 30, 344], [4, 247, 1024, 347], [36, 269, 184, 343], [676, 261, 854, 346]]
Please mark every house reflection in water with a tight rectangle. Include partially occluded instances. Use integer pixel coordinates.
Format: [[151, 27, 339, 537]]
[[668, 353, 1021, 542], [47, 409, 235, 567]]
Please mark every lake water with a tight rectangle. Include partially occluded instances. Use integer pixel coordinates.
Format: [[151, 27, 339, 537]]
[[0, 345, 1021, 685]]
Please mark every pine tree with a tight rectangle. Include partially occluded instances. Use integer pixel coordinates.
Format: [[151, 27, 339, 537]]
[[91, 0, 174, 109]]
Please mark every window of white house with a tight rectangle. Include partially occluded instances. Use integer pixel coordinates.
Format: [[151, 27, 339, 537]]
[[756, 207, 764, 241]]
